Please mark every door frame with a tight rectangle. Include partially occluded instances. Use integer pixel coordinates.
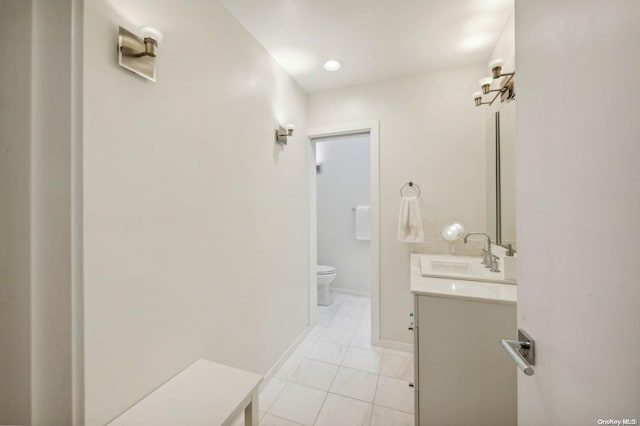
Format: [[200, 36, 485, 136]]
[[307, 121, 380, 342]]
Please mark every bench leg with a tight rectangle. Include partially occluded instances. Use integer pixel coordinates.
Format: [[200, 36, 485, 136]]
[[244, 391, 258, 426]]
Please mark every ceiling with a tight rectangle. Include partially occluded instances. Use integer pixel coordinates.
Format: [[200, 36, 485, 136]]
[[219, 0, 513, 93]]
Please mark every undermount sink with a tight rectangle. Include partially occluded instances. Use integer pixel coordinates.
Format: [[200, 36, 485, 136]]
[[419, 255, 515, 284], [429, 259, 472, 275]]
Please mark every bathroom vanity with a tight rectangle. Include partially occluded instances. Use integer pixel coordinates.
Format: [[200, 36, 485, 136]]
[[410, 254, 517, 426]]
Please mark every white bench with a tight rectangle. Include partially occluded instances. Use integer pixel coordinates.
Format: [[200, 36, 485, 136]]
[[108, 359, 262, 426]]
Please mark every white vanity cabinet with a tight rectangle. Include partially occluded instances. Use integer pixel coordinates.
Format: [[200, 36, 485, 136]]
[[410, 255, 517, 426]]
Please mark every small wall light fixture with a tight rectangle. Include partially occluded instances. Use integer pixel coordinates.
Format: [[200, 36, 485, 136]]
[[118, 26, 163, 82], [275, 124, 295, 145], [473, 59, 515, 107]]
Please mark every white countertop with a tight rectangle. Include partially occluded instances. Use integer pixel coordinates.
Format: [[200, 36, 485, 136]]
[[410, 254, 517, 305]]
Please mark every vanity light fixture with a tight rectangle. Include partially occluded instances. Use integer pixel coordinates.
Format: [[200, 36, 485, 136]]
[[275, 124, 295, 145], [323, 59, 342, 72], [118, 26, 163, 82], [139, 26, 163, 57], [473, 59, 515, 107]]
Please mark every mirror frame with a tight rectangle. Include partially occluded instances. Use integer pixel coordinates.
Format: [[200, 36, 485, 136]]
[[495, 110, 503, 244], [490, 104, 516, 250]]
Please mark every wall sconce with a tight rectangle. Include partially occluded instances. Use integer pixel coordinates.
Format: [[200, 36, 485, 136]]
[[118, 26, 163, 82], [473, 59, 515, 107], [275, 124, 295, 145]]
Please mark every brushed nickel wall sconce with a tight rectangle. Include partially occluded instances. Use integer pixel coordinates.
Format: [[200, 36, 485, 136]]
[[118, 26, 163, 82], [275, 124, 295, 145], [473, 59, 515, 107]]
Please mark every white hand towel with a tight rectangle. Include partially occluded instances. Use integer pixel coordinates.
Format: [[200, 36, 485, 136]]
[[355, 205, 371, 241], [397, 196, 424, 242]]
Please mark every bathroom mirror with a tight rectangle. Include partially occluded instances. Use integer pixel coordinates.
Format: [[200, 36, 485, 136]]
[[486, 101, 517, 250]]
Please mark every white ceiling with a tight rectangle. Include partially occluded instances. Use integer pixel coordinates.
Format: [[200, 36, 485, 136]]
[[219, 0, 513, 93]]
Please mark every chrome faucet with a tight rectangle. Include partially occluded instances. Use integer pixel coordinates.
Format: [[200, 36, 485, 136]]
[[463, 232, 495, 269]]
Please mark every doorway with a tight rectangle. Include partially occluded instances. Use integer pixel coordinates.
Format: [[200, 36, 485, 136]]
[[308, 121, 380, 342], [316, 132, 371, 301]]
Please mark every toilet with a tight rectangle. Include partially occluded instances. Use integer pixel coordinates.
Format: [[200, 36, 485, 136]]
[[317, 265, 336, 306]]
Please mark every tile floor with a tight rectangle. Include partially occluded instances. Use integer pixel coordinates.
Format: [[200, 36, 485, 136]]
[[236, 292, 415, 426]]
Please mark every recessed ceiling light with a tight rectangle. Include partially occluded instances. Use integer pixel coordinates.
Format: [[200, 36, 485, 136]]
[[323, 59, 342, 72]]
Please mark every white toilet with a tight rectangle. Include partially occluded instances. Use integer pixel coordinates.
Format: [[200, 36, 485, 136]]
[[317, 265, 336, 306]]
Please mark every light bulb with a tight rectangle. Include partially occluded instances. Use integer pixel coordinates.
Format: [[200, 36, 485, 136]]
[[488, 59, 504, 71], [489, 59, 504, 78], [473, 91, 483, 106], [479, 77, 493, 94], [140, 26, 163, 43]]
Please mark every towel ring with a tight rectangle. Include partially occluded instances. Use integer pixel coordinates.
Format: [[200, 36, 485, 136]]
[[400, 181, 421, 198]]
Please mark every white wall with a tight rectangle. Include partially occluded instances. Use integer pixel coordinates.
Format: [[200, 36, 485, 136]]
[[0, 1, 32, 423], [316, 133, 371, 295], [516, 0, 640, 422], [82, 1, 309, 424], [309, 66, 487, 343]]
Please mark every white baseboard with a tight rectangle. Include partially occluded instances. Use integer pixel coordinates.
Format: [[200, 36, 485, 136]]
[[331, 287, 371, 297], [372, 338, 413, 353], [260, 325, 311, 391]]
